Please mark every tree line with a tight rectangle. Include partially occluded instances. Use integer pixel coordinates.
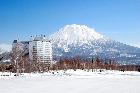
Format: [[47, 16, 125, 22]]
[[52, 57, 140, 72], [0, 55, 140, 73]]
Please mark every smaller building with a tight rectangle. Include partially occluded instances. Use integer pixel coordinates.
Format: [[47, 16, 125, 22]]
[[12, 40, 29, 57]]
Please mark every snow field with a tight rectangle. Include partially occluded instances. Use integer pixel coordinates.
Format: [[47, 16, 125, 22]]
[[0, 70, 140, 93]]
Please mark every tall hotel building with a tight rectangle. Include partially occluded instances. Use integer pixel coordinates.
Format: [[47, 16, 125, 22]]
[[29, 36, 52, 66]]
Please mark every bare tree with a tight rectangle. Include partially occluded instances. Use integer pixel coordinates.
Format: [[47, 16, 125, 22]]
[[11, 40, 24, 75], [91, 57, 94, 72]]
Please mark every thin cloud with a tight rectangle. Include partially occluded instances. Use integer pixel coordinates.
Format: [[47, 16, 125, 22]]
[[135, 44, 140, 48], [0, 43, 12, 52], [131, 43, 140, 48]]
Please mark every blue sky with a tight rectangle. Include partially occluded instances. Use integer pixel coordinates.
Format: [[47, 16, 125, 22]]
[[0, 0, 140, 49]]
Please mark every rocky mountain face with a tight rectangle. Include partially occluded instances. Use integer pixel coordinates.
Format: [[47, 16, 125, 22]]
[[50, 24, 140, 65]]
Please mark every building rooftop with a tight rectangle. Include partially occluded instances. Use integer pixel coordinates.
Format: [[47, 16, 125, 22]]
[[13, 40, 30, 44], [33, 36, 51, 42]]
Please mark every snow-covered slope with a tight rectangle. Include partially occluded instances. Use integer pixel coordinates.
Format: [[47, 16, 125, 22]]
[[50, 24, 140, 65], [50, 24, 104, 45], [0, 70, 140, 93]]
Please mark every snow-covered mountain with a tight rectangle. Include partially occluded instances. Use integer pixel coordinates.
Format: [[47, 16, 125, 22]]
[[50, 24, 140, 65], [50, 24, 108, 52]]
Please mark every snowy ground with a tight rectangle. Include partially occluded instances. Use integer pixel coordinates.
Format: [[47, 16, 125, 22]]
[[0, 70, 140, 93]]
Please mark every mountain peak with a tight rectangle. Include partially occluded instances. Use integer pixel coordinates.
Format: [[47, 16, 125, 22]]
[[60, 24, 103, 39], [50, 24, 104, 45]]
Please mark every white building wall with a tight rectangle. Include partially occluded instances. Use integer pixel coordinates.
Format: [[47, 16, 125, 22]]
[[29, 37, 52, 66]]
